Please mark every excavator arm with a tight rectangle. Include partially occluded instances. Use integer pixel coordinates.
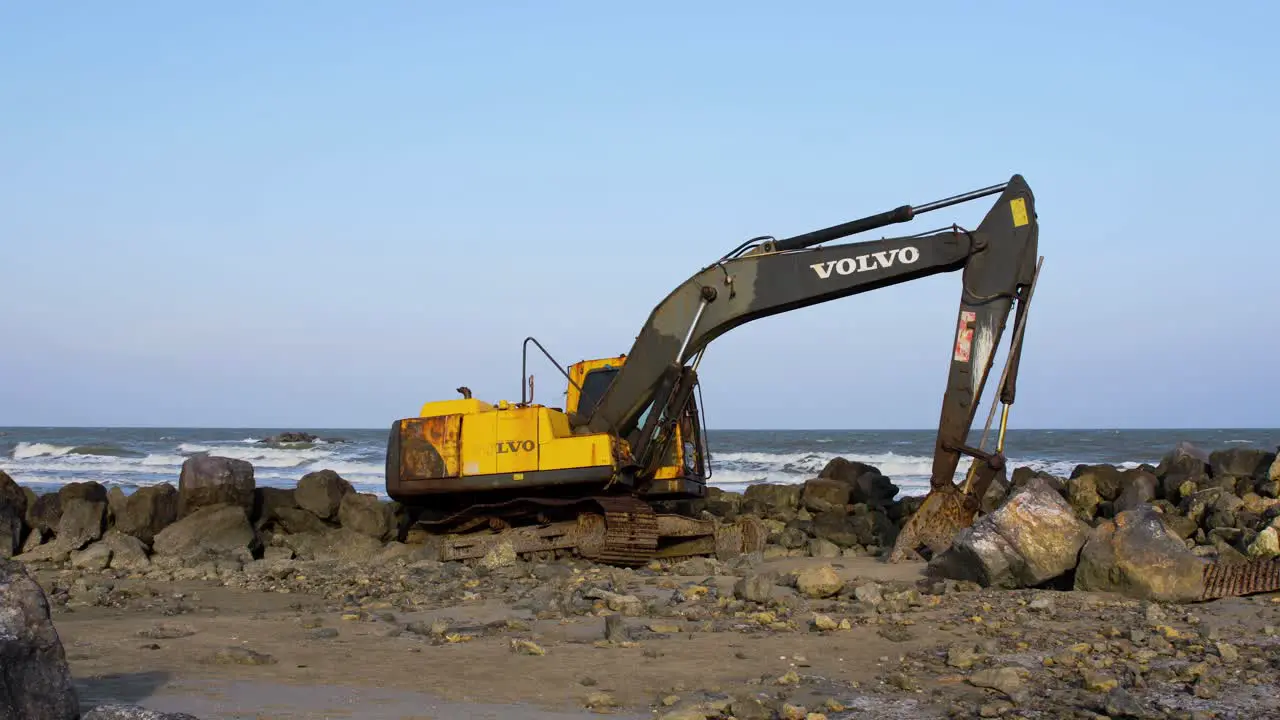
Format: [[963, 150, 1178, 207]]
[[577, 175, 1042, 560]]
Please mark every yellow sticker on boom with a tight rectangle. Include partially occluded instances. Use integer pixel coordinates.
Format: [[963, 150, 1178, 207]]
[[1010, 197, 1029, 227]]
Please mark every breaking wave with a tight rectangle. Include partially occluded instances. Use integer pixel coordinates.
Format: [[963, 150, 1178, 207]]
[[0, 430, 1166, 499]]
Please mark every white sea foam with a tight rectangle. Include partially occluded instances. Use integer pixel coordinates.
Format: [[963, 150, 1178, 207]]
[[12, 442, 77, 459], [2, 435, 1149, 499]]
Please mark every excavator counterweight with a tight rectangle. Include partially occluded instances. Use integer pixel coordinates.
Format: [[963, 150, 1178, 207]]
[[386, 175, 1043, 566]]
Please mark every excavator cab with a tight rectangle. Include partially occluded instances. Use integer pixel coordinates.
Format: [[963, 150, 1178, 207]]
[[566, 354, 709, 498]]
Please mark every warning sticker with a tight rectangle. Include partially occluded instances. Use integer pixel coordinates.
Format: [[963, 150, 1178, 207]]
[[954, 311, 977, 362]]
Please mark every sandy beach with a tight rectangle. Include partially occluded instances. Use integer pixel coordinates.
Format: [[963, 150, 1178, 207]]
[[35, 551, 1280, 720]]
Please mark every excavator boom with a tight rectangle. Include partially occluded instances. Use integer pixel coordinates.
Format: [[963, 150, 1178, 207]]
[[577, 175, 1040, 559]]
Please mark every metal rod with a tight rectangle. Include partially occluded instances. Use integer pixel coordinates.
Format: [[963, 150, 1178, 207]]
[[521, 336, 582, 404], [912, 183, 1009, 214], [996, 404, 1011, 453], [772, 180, 1010, 252], [676, 299, 710, 363]]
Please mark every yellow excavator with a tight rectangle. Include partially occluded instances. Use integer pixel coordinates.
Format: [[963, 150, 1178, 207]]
[[385, 175, 1043, 566]]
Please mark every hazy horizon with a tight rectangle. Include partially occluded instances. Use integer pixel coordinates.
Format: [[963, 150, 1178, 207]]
[[3, 424, 1278, 433], [3, 2, 1276, 430]]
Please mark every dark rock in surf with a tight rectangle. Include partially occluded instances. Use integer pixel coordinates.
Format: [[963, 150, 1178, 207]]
[[0, 558, 80, 720], [0, 471, 28, 558], [258, 432, 318, 444], [295, 469, 353, 521], [1010, 467, 1066, 497], [177, 455, 255, 517], [1209, 447, 1276, 480], [819, 457, 899, 506]]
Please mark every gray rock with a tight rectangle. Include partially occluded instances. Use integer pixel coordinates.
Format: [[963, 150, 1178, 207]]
[[294, 469, 353, 521], [114, 483, 179, 544], [56, 497, 106, 551], [338, 492, 393, 540], [0, 471, 28, 558], [152, 504, 256, 559], [1114, 471, 1159, 514], [273, 506, 332, 535], [252, 486, 299, 529], [102, 531, 151, 571], [0, 558, 79, 720], [28, 492, 62, 536], [57, 480, 108, 504], [927, 477, 1090, 589], [1066, 471, 1101, 519], [70, 542, 112, 570], [82, 704, 202, 720], [177, 455, 255, 517], [800, 478, 850, 512], [819, 457, 899, 505], [280, 528, 382, 564], [733, 573, 777, 603], [1073, 504, 1206, 602], [1209, 447, 1276, 480], [742, 483, 801, 513]]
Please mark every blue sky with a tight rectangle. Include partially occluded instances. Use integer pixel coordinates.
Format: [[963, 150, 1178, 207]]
[[1, 1, 1276, 430]]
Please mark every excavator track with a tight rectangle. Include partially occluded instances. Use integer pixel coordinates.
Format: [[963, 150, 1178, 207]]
[[1200, 557, 1280, 600], [577, 495, 660, 567]]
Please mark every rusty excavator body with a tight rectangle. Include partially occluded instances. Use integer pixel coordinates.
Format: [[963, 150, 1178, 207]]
[[384, 175, 1043, 566]]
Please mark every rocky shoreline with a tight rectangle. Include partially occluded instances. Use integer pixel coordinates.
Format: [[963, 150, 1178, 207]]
[[1, 441, 1278, 719]]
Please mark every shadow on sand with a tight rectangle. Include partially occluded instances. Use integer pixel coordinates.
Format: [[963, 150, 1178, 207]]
[[75, 670, 175, 710]]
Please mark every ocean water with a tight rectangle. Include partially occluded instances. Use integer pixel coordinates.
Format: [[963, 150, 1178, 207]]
[[1, 426, 1276, 499]]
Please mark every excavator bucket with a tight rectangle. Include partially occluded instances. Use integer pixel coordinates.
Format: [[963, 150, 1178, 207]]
[[887, 456, 1003, 562]]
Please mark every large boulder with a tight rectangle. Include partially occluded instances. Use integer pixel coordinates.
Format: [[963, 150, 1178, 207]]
[[819, 457, 899, 506], [0, 471, 28, 558], [177, 455, 255, 517], [927, 476, 1090, 589], [114, 483, 179, 544], [56, 497, 107, 551], [294, 470, 353, 521], [272, 507, 333, 535], [1113, 471, 1159, 514], [742, 483, 802, 515], [1209, 447, 1276, 480], [338, 492, 393, 541], [27, 492, 62, 538], [1156, 442, 1210, 500], [58, 480, 107, 504], [1073, 504, 1207, 602], [0, 558, 79, 719], [152, 504, 256, 560], [800, 478, 850, 513]]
